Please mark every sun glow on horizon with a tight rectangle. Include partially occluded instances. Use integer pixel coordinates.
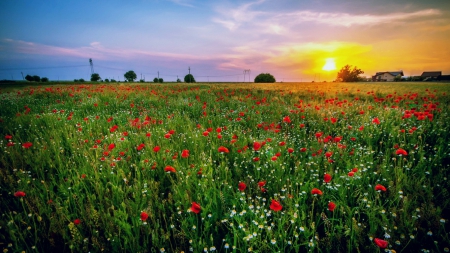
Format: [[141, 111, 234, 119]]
[[322, 58, 336, 71]]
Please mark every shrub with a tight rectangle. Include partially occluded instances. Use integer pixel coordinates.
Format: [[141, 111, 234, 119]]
[[158, 78, 163, 83], [91, 73, 101, 82], [41, 77, 49, 82], [104, 79, 110, 83], [184, 74, 196, 83], [254, 73, 276, 83]]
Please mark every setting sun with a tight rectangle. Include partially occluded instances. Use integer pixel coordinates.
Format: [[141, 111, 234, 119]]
[[322, 58, 337, 71]]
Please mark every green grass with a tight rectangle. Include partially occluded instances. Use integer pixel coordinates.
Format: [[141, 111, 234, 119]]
[[1, 82, 449, 253]]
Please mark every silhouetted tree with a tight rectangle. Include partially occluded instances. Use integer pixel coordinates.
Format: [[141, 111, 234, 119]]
[[184, 74, 196, 83], [91, 73, 101, 82], [254, 73, 276, 83], [336, 65, 364, 82], [124, 70, 137, 82]]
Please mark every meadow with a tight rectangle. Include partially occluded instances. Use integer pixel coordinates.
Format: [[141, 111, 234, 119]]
[[0, 82, 449, 252]]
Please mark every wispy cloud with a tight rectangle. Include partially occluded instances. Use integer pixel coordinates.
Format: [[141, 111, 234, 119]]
[[213, 0, 266, 31], [281, 9, 441, 27]]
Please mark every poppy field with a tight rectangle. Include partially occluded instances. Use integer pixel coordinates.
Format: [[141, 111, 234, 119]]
[[1, 82, 450, 252]]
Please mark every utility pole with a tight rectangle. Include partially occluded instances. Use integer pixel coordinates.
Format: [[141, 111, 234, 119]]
[[244, 69, 251, 82], [158, 71, 159, 79], [21, 72, 24, 80], [89, 58, 94, 75]]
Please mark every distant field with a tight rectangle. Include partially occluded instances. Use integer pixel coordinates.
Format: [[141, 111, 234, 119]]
[[1, 82, 449, 252]]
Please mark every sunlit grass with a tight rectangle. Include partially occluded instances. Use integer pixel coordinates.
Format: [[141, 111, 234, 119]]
[[0, 82, 449, 252]]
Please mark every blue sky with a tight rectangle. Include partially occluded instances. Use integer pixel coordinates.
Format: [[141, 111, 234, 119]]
[[1, 0, 449, 82]]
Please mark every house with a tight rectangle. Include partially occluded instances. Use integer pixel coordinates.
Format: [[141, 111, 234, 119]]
[[421, 71, 442, 81], [372, 71, 404, 82]]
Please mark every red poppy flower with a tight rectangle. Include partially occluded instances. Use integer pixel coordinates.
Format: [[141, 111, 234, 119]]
[[202, 131, 209, 137], [352, 168, 358, 173], [238, 182, 247, 192], [311, 188, 323, 195], [279, 141, 286, 146], [168, 130, 175, 134], [217, 134, 222, 139], [375, 184, 387, 192], [253, 142, 262, 151], [299, 123, 305, 128], [164, 166, 176, 173], [190, 202, 201, 214], [22, 142, 32, 149], [373, 238, 388, 249], [328, 202, 336, 211], [270, 199, 283, 212], [5, 135, 12, 139], [137, 144, 145, 151], [218, 146, 229, 153], [324, 173, 332, 183], [216, 127, 222, 133], [258, 181, 266, 188], [14, 191, 26, 197], [283, 116, 291, 123], [253, 157, 260, 162], [181, 149, 190, 158], [7, 142, 15, 147], [153, 146, 161, 152], [300, 147, 307, 152], [287, 148, 294, 153], [271, 156, 278, 161], [396, 148, 408, 156], [164, 133, 171, 139], [73, 219, 81, 225], [140, 212, 149, 221], [348, 171, 355, 177], [325, 152, 333, 158], [372, 117, 380, 125], [108, 143, 115, 151]]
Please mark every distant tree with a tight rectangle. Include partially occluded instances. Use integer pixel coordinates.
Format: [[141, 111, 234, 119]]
[[153, 78, 159, 83], [91, 73, 101, 82], [158, 78, 163, 83], [336, 65, 364, 82], [111, 79, 116, 82], [394, 75, 402, 82], [32, 75, 40, 82], [79, 78, 85, 82], [41, 77, 49, 82], [25, 75, 33, 82], [74, 79, 79, 82], [177, 78, 181, 83], [104, 78, 110, 82], [139, 79, 145, 83], [124, 70, 137, 82], [184, 74, 196, 83], [254, 73, 276, 83]]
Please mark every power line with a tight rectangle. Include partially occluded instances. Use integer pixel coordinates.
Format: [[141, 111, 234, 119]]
[[0, 65, 87, 71]]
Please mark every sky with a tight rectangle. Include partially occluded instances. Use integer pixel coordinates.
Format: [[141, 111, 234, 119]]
[[1, 0, 449, 82]]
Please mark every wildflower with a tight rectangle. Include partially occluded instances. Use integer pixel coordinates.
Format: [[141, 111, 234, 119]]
[[324, 173, 332, 183], [253, 142, 262, 151], [238, 182, 247, 192], [283, 116, 291, 123], [348, 172, 355, 177], [191, 202, 201, 214], [153, 146, 161, 152], [373, 238, 388, 249], [164, 133, 171, 139], [73, 219, 81, 225], [202, 131, 209, 137], [325, 152, 333, 158], [218, 146, 229, 153], [22, 142, 33, 149], [108, 143, 115, 151], [181, 149, 190, 158], [311, 188, 323, 195], [137, 143, 145, 151], [270, 199, 282, 212], [372, 117, 380, 124], [141, 212, 149, 221], [396, 148, 408, 156], [14, 191, 26, 197], [5, 135, 12, 139], [164, 166, 176, 173], [287, 148, 294, 153], [328, 202, 336, 212], [375, 184, 387, 192]]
